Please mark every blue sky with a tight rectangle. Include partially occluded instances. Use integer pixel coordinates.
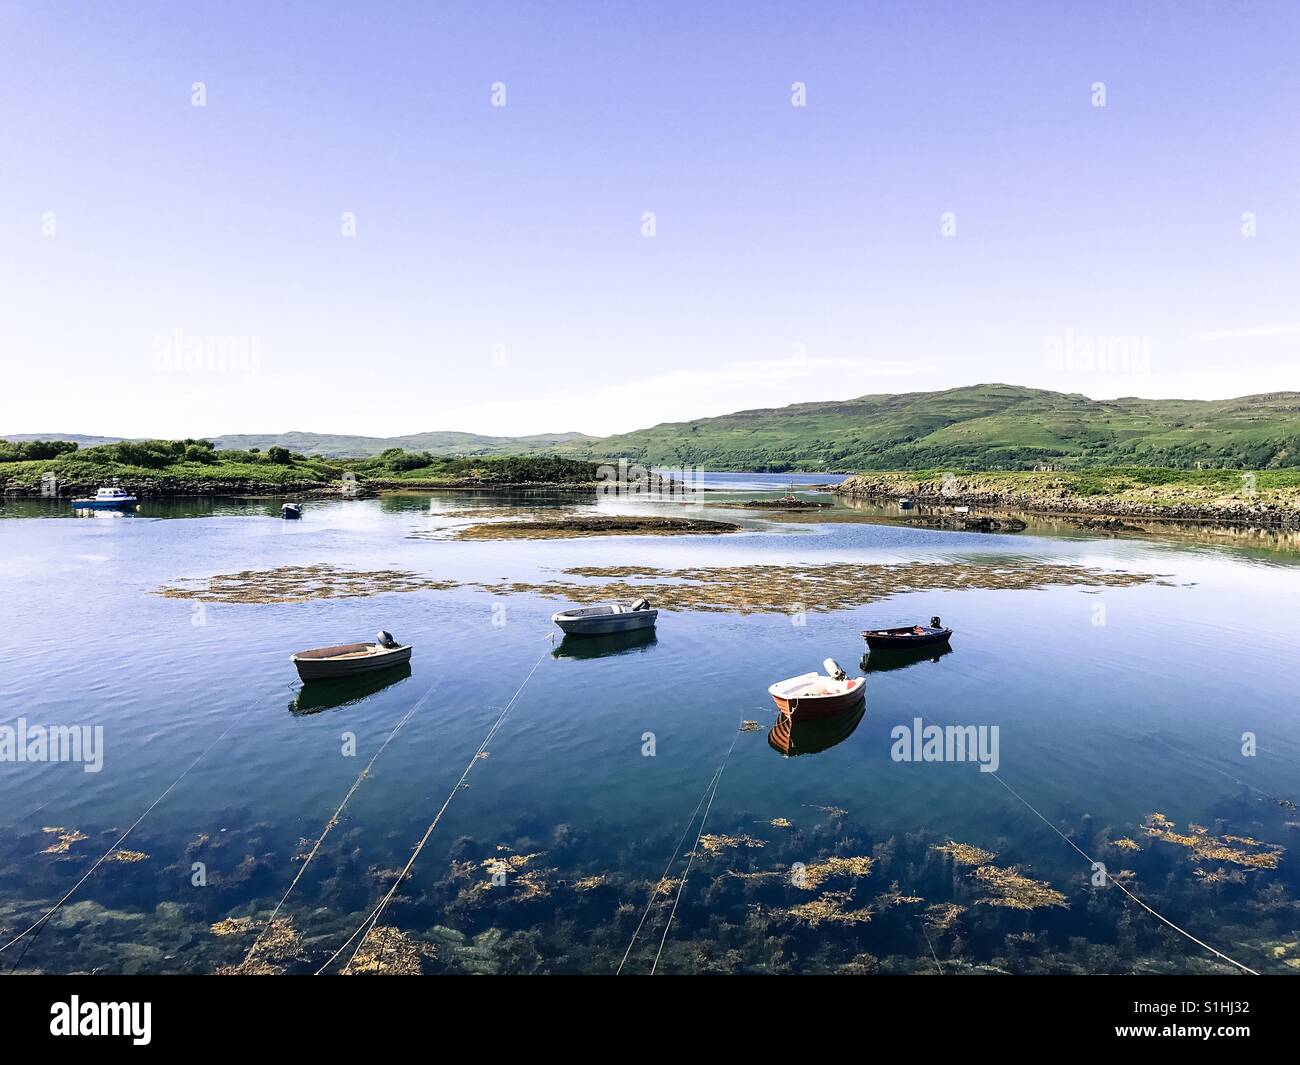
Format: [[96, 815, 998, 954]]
[[2, 1, 1297, 438]]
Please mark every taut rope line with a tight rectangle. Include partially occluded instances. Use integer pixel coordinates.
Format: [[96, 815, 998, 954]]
[[239, 684, 434, 969], [315, 638, 551, 975], [986, 769, 1260, 975], [1, 721, 235, 960], [649, 720, 744, 975], [615, 733, 734, 975]]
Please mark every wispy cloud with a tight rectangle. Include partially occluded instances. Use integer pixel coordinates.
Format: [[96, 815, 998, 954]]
[[1189, 324, 1300, 342]]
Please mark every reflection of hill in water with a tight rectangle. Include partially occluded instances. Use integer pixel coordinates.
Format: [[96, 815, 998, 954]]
[[862, 643, 953, 674], [290, 663, 413, 714], [768, 701, 866, 757], [551, 630, 658, 660]]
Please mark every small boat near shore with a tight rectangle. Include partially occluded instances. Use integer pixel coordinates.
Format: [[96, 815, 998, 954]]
[[72, 484, 137, 510], [291, 630, 412, 681], [551, 599, 657, 637], [768, 658, 866, 719], [861, 616, 952, 651], [281, 502, 302, 519]]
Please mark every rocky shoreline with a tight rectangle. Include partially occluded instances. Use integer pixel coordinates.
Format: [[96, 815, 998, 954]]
[[836, 475, 1300, 529]]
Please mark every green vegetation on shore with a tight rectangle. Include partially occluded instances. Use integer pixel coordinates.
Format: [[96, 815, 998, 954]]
[[0, 439, 599, 496]]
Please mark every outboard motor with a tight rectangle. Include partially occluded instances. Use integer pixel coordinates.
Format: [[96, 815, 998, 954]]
[[630, 598, 651, 611], [823, 658, 847, 681], [376, 630, 398, 648], [930, 616, 942, 629]]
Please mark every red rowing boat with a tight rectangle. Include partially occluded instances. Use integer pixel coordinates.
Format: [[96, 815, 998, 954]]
[[768, 659, 866, 719]]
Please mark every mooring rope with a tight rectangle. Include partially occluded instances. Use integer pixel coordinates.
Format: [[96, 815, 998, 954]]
[[0, 721, 235, 964], [986, 769, 1260, 976], [239, 686, 434, 968], [915, 915, 944, 975], [615, 733, 735, 975], [11, 795, 58, 826], [315, 637, 552, 975], [648, 720, 745, 975], [1147, 733, 1296, 810]]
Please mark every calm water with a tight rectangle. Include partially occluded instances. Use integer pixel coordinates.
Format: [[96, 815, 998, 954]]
[[1, 485, 1298, 974]]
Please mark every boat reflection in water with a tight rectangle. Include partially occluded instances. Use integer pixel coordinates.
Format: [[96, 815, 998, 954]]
[[289, 662, 413, 715], [861, 643, 954, 674], [551, 629, 658, 660], [768, 699, 866, 757]]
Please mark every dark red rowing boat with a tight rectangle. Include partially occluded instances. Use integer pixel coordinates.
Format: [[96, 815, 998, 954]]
[[861, 615, 953, 651]]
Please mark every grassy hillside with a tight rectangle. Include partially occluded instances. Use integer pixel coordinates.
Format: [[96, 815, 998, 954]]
[[557, 384, 1300, 471]]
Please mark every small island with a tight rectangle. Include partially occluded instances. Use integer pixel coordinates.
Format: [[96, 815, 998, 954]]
[[454, 516, 741, 539]]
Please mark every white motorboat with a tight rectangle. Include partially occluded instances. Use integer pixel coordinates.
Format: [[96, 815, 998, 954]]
[[551, 598, 657, 637], [71, 484, 138, 509]]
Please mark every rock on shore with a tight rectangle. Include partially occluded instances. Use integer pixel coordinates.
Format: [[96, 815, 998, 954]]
[[836, 474, 1300, 528]]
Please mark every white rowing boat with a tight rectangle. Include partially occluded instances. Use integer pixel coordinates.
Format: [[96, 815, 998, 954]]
[[551, 598, 657, 636]]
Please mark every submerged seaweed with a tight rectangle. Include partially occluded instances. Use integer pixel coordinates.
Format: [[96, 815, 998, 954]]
[[344, 926, 435, 975], [933, 841, 997, 866], [971, 865, 1068, 910], [41, 827, 87, 854], [1143, 813, 1282, 870], [3, 785, 1294, 975]]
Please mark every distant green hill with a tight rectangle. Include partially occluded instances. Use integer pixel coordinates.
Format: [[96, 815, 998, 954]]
[[208, 430, 593, 457], [0, 429, 593, 459], [556, 384, 1300, 471]]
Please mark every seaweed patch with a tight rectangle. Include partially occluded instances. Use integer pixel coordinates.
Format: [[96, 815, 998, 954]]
[[784, 891, 874, 926], [933, 841, 997, 866], [156, 563, 459, 604], [797, 855, 873, 890], [41, 827, 87, 854], [343, 926, 436, 975], [972, 866, 1068, 910], [1143, 813, 1282, 870], [477, 561, 1170, 615]]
